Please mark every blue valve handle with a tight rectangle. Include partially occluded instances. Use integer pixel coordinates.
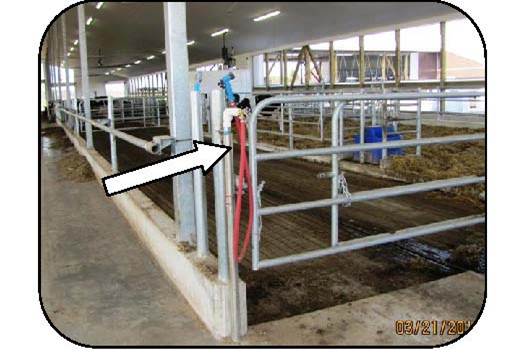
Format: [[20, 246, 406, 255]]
[[218, 72, 236, 104]]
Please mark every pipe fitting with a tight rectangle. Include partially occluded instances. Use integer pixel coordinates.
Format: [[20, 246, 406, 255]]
[[223, 108, 241, 130]]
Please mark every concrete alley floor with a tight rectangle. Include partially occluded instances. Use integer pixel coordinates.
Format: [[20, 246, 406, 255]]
[[40, 125, 217, 346], [40, 124, 484, 346]]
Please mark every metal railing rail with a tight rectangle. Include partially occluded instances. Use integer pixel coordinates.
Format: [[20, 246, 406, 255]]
[[248, 91, 486, 270], [60, 107, 155, 151]]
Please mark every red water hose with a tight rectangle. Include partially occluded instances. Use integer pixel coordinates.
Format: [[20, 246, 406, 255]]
[[233, 116, 254, 262]]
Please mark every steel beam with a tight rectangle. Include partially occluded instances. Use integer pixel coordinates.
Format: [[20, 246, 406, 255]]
[[163, 2, 196, 244]]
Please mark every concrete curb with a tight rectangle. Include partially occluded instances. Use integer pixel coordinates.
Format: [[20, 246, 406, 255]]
[[58, 122, 247, 339]]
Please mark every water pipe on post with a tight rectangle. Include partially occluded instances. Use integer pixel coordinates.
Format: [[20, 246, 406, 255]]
[[190, 91, 209, 258], [223, 106, 243, 341]]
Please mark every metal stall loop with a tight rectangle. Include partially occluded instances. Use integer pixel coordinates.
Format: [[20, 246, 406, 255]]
[[247, 91, 485, 271]]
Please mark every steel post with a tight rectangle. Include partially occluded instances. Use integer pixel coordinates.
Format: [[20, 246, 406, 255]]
[[279, 103, 284, 133], [359, 100, 365, 163], [211, 90, 229, 282], [54, 23, 63, 102], [163, 2, 196, 244], [107, 97, 118, 172], [416, 93, 422, 156], [288, 105, 294, 149], [319, 101, 324, 141], [142, 97, 146, 127], [78, 5, 93, 149], [190, 91, 209, 258], [330, 103, 344, 246], [61, 14, 72, 111]]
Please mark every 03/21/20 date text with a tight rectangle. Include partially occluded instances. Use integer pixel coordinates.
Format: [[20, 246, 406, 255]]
[[395, 320, 471, 336]]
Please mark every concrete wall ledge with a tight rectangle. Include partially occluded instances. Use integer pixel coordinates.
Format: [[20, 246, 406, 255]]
[[57, 121, 247, 339]]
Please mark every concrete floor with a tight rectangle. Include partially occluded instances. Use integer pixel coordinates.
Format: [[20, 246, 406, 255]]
[[40, 127, 217, 346], [245, 271, 484, 346], [41, 125, 484, 346]]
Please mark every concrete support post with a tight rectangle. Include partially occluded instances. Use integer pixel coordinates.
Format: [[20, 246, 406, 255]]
[[163, 2, 197, 244], [78, 5, 93, 148], [329, 41, 336, 89], [440, 21, 447, 117], [358, 35, 365, 87]]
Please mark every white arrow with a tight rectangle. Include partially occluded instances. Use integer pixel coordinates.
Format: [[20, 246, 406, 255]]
[[102, 140, 231, 196]]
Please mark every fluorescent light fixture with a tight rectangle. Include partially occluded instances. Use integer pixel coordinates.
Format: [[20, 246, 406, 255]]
[[253, 10, 280, 22], [134, 60, 142, 64], [125, 64, 131, 68], [161, 50, 166, 54], [69, 47, 74, 52], [96, 2, 104, 9], [116, 68, 122, 71], [211, 28, 229, 37], [67, 52, 71, 57], [73, 39, 79, 45], [146, 55, 155, 60], [86, 17, 93, 26], [187, 40, 195, 46], [105, 72, 110, 75]]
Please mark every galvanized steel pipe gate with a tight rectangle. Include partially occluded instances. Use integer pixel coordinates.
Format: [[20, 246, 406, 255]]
[[248, 91, 486, 270]]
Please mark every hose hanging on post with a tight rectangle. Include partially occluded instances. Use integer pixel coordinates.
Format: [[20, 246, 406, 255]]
[[219, 72, 254, 262], [233, 116, 254, 263]]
